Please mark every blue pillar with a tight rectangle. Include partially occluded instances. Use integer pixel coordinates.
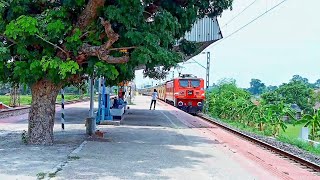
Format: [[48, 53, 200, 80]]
[[95, 77, 113, 123], [104, 86, 113, 121], [101, 79, 106, 120], [95, 77, 102, 124]]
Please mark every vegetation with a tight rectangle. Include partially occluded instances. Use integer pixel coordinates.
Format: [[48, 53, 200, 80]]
[[207, 80, 295, 137], [36, 172, 46, 180], [0, 0, 233, 144], [0, 94, 85, 106], [296, 110, 320, 140], [68, 155, 81, 160], [206, 75, 320, 154], [247, 79, 266, 95], [278, 135, 320, 155]]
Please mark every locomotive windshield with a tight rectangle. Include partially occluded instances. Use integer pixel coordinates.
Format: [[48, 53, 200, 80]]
[[191, 80, 200, 87], [179, 79, 201, 88], [179, 80, 189, 87]]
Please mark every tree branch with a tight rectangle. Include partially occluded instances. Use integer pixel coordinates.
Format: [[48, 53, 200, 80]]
[[35, 34, 70, 58], [76, 0, 106, 31], [78, 17, 130, 64], [0, 33, 17, 45], [108, 46, 136, 51], [99, 17, 119, 50], [75, 1, 132, 65], [99, 54, 130, 64]]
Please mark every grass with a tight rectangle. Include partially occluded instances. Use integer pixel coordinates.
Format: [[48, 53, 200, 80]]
[[48, 172, 57, 178], [68, 155, 80, 160], [280, 124, 304, 139], [277, 135, 320, 155], [0, 95, 31, 106], [0, 94, 86, 106], [218, 118, 271, 136], [209, 115, 320, 156], [36, 172, 46, 180]]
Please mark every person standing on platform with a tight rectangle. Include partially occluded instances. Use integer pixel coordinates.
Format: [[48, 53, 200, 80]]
[[150, 89, 158, 110]]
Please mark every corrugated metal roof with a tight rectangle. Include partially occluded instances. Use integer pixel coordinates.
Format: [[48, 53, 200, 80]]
[[184, 16, 222, 43]]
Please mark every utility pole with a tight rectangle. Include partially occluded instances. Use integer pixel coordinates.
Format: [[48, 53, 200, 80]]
[[206, 51, 210, 89]]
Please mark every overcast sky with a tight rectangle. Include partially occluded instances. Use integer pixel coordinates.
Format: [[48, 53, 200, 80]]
[[135, 0, 320, 88]]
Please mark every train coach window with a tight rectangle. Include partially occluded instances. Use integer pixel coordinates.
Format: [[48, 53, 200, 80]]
[[191, 80, 200, 87], [179, 80, 188, 87]]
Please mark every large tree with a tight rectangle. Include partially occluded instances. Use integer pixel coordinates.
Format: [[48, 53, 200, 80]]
[[277, 79, 312, 111], [248, 78, 266, 95], [0, 0, 233, 144]]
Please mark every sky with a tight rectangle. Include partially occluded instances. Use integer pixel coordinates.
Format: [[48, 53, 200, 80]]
[[135, 0, 320, 88]]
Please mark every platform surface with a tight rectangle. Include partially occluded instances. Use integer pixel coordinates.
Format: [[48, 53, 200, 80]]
[[52, 96, 276, 180], [1, 96, 316, 179]]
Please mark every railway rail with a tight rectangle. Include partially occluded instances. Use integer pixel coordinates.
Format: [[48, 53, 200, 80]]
[[197, 113, 320, 174], [0, 98, 90, 119]]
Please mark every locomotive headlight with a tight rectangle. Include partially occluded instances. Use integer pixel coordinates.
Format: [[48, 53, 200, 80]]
[[197, 102, 202, 106], [178, 101, 183, 106]]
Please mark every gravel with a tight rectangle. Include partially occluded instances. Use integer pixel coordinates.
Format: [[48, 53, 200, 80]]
[[0, 108, 30, 119], [200, 113, 320, 166]]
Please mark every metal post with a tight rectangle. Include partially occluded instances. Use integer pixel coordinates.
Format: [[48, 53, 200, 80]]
[[61, 89, 65, 130], [96, 77, 102, 124], [101, 78, 105, 120], [86, 77, 95, 135], [89, 77, 94, 118], [206, 51, 210, 89]]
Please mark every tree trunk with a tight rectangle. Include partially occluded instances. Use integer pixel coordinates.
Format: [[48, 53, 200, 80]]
[[28, 79, 61, 145]]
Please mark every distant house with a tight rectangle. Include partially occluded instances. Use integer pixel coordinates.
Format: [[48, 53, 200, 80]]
[[313, 89, 320, 110], [290, 104, 302, 120]]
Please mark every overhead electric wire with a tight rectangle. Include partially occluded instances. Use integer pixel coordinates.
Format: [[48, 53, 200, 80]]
[[213, 0, 289, 47], [221, 0, 259, 29]]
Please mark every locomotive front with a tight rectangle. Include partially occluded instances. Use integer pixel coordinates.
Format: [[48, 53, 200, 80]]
[[173, 75, 205, 114]]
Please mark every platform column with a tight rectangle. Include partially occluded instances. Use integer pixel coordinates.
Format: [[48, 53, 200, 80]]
[[101, 78, 105, 120], [95, 77, 102, 124], [89, 76, 95, 131]]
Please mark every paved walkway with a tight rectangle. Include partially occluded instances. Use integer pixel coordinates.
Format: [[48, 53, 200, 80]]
[[0, 96, 317, 179], [0, 102, 91, 180], [53, 96, 274, 180]]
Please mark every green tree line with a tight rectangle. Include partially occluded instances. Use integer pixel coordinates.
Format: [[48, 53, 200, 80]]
[[207, 75, 320, 140]]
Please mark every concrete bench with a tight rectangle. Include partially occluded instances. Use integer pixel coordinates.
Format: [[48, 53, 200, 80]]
[[110, 106, 125, 121]]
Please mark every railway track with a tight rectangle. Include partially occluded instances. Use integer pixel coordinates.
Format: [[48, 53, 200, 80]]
[[197, 113, 320, 174], [0, 98, 90, 119]]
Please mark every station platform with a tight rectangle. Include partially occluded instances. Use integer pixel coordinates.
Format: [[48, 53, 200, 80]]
[[1, 96, 316, 179], [52, 95, 275, 180]]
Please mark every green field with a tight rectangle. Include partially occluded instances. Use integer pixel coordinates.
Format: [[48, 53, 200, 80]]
[[0, 95, 86, 106], [280, 124, 304, 139]]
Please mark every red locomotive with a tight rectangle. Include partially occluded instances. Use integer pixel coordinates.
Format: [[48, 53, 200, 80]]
[[140, 74, 205, 114]]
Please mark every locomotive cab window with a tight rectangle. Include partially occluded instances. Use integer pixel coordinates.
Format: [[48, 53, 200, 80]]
[[179, 80, 189, 87], [191, 80, 200, 88]]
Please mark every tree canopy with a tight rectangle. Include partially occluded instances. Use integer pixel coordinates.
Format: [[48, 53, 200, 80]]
[[0, 0, 233, 144], [0, 0, 233, 87], [248, 78, 266, 95]]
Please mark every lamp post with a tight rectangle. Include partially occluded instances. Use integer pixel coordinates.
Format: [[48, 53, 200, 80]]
[[202, 51, 210, 90], [182, 51, 211, 114], [184, 51, 211, 89]]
